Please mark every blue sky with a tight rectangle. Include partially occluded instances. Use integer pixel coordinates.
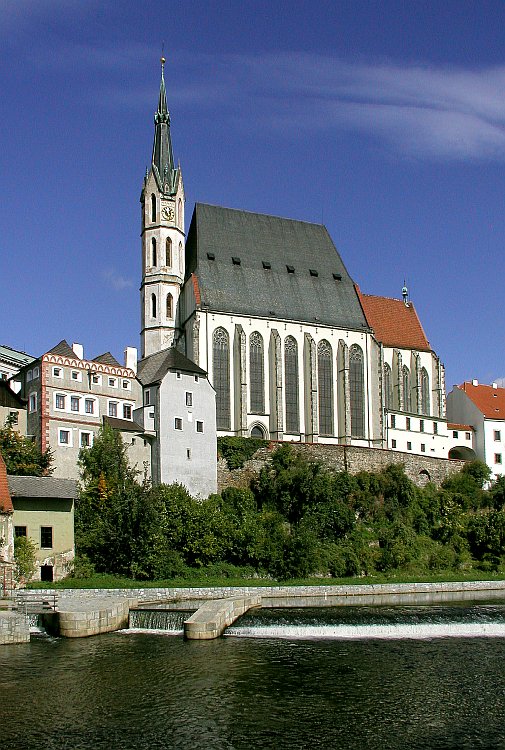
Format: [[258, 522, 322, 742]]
[[2, 0, 505, 390]]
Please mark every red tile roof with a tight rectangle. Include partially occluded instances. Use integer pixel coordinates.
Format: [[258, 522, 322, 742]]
[[457, 382, 505, 419], [0, 454, 13, 514], [447, 423, 473, 431], [357, 289, 431, 352]]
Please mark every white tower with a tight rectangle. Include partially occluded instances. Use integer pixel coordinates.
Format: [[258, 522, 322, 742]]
[[140, 57, 185, 358]]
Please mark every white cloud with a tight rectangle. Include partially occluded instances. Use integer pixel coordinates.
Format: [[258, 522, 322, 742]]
[[101, 269, 133, 291]]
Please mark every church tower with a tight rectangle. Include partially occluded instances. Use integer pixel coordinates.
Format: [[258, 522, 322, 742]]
[[140, 57, 185, 358]]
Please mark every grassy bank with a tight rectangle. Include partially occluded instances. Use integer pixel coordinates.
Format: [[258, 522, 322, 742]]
[[27, 570, 505, 590]]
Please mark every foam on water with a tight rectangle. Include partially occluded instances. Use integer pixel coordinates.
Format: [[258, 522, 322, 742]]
[[118, 627, 184, 636], [225, 622, 505, 640]]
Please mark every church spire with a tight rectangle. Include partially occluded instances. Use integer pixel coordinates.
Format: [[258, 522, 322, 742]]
[[152, 56, 175, 194]]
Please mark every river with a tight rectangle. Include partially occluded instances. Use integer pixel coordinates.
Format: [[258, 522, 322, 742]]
[[2, 602, 505, 749]]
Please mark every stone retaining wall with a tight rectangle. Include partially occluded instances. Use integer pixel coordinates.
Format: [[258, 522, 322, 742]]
[[217, 442, 464, 491], [57, 597, 137, 638], [0, 611, 29, 644]]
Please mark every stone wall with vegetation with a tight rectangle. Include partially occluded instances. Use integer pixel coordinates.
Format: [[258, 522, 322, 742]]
[[218, 441, 464, 493]]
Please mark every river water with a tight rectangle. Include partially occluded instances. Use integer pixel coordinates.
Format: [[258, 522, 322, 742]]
[[2, 602, 505, 749]]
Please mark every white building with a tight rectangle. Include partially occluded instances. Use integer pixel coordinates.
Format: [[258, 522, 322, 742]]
[[15, 340, 151, 480], [447, 381, 505, 476], [136, 347, 217, 497], [0, 345, 34, 382]]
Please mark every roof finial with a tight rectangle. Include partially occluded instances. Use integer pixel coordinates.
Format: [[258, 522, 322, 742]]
[[402, 279, 409, 307], [161, 41, 166, 73]]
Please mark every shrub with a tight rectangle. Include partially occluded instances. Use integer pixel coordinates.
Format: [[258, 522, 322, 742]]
[[218, 436, 267, 469], [14, 536, 37, 582]]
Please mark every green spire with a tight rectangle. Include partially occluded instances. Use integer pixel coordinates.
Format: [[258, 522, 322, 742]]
[[151, 56, 175, 194]]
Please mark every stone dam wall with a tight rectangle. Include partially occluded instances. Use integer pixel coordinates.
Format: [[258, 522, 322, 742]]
[[217, 442, 464, 492]]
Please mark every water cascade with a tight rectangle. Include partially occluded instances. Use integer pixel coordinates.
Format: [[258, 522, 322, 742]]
[[225, 602, 505, 640], [127, 609, 195, 635]]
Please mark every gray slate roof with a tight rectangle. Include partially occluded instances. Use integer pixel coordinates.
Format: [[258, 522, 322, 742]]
[[47, 340, 79, 360], [93, 352, 121, 366], [185, 204, 370, 331], [103, 416, 144, 433], [8, 476, 78, 499], [137, 347, 206, 386]]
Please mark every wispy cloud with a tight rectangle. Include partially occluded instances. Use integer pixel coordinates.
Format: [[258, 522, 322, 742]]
[[101, 269, 133, 291]]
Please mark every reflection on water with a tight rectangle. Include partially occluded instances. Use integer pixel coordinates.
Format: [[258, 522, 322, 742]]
[[2, 603, 505, 749]]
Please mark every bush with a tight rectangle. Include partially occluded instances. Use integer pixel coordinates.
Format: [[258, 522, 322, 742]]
[[71, 554, 96, 579], [14, 536, 37, 582], [218, 436, 267, 469]]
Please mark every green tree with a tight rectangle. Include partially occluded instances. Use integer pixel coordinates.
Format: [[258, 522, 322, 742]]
[[14, 535, 37, 582], [0, 420, 53, 476]]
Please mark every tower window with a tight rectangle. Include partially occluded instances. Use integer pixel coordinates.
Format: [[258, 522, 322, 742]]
[[151, 194, 156, 222], [166, 237, 172, 266], [151, 293, 157, 318], [166, 293, 173, 319], [152, 238, 157, 267]]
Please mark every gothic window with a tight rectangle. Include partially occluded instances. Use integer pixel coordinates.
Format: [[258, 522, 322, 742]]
[[166, 293, 173, 319], [349, 345, 365, 439], [179, 242, 183, 274], [151, 293, 157, 319], [166, 237, 172, 267], [213, 327, 230, 430], [284, 336, 299, 433], [384, 363, 393, 410], [317, 340, 333, 436], [151, 238, 157, 267], [402, 366, 411, 412], [420, 367, 430, 416], [151, 194, 156, 222], [249, 332, 264, 414]]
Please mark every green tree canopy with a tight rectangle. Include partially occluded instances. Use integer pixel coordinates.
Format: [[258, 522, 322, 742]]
[[0, 420, 53, 476]]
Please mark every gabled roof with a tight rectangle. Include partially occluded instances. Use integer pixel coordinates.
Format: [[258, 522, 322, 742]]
[[185, 203, 370, 331], [137, 347, 206, 386], [0, 380, 27, 409], [47, 340, 80, 360], [457, 382, 505, 419], [447, 423, 474, 431], [103, 416, 144, 433], [93, 352, 121, 366], [7, 476, 78, 500], [358, 291, 431, 352], [0, 454, 13, 514]]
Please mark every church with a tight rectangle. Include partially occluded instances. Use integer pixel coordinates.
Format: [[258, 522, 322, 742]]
[[139, 59, 465, 468]]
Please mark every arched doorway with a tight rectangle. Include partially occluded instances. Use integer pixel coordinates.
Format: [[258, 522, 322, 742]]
[[250, 424, 268, 439], [449, 446, 477, 461]]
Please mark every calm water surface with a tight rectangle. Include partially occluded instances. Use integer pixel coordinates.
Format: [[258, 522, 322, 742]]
[[2, 604, 505, 749]]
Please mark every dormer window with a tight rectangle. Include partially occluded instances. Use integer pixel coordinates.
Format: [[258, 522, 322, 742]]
[[286, 265, 295, 274], [232, 256, 241, 265], [262, 261, 271, 270]]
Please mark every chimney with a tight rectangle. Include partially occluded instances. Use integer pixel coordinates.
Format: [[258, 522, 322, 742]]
[[124, 347, 138, 374], [492, 382, 498, 389], [72, 343, 83, 359], [472, 379, 479, 387]]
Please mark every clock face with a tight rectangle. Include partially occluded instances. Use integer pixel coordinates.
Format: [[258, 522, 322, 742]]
[[161, 205, 175, 221]]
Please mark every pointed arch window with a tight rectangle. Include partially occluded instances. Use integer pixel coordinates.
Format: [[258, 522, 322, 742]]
[[166, 293, 173, 319], [213, 328, 230, 430], [420, 367, 430, 416], [151, 293, 157, 319], [151, 238, 157, 267], [317, 340, 333, 436], [384, 363, 393, 410], [166, 237, 172, 267], [284, 336, 299, 433], [151, 194, 156, 223], [249, 332, 264, 414], [402, 366, 411, 412], [179, 241, 183, 274], [350, 345, 365, 438]]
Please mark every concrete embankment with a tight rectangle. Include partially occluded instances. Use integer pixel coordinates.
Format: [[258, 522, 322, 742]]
[[3, 580, 505, 644], [184, 595, 261, 639]]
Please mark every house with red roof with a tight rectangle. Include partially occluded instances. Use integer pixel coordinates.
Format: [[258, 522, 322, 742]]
[[447, 381, 505, 476]]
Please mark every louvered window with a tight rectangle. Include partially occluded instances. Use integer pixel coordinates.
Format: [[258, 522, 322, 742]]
[[317, 340, 333, 436], [350, 345, 365, 438], [213, 328, 230, 429], [284, 336, 299, 433], [249, 332, 264, 413]]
